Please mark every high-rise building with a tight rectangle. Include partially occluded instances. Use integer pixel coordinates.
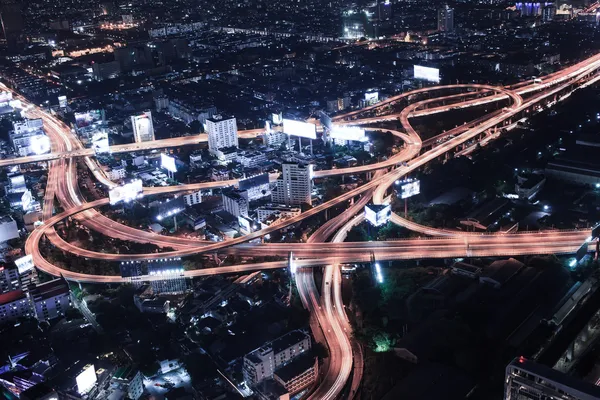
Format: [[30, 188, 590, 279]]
[[222, 189, 249, 217], [0, 265, 20, 293], [131, 111, 155, 143], [206, 115, 238, 155], [505, 356, 600, 400], [271, 163, 313, 206], [0, 0, 24, 51], [378, 0, 392, 21], [29, 278, 71, 322], [0, 290, 32, 325], [243, 330, 311, 387], [437, 4, 454, 32]]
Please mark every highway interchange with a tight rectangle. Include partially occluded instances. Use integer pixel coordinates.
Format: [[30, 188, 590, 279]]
[[5, 51, 600, 399]]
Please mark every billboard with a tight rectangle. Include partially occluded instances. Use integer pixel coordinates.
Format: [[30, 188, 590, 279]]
[[318, 111, 332, 131], [576, 242, 588, 262], [109, 180, 143, 205], [414, 65, 440, 83], [76, 365, 97, 394], [14, 254, 34, 275], [9, 174, 25, 189], [92, 132, 110, 154], [0, 91, 12, 104], [283, 119, 317, 140], [30, 135, 51, 155], [365, 204, 391, 227], [397, 179, 420, 199], [155, 196, 185, 221], [365, 91, 379, 102], [21, 190, 33, 212], [330, 126, 367, 142], [58, 95, 67, 108], [161, 153, 177, 173], [272, 112, 283, 125]]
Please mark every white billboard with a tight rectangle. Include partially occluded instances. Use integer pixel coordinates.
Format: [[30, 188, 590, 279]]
[[109, 180, 143, 205], [92, 132, 110, 154], [364, 204, 391, 227], [9, 174, 25, 189], [398, 179, 420, 199], [76, 365, 97, 394], [30, 135, 51, 155], [0, 91, 12, 104], [161, 154, 177, 173], [58, 95, 67, 108], [330, 126, 367, 142], [14, 254, 34, 275], [132, 112, 154, 143], [272, 112, 283, 125], [21, 190, 33, 211], [283, 119, 317, 140], [414, 65, 440, 83], [365, 91, 379, 102]]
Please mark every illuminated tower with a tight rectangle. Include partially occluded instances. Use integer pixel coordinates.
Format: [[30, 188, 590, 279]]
[[437, 4, 454, 32]]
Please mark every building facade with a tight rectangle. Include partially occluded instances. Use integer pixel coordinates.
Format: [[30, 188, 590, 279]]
[[271, 163, 313, 206], [207, 115, 238, 154]]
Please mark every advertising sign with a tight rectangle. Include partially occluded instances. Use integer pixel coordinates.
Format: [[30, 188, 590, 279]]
[[365, 91, 379, 102], [76, 365, 97, 394], [30, 135, 51, 155], [92, 132, 109, 154], [109, 180, 143, 205], [282, 119, 317, 139], [58, 95, 67, 108], [14, 254, 34, 274], [364, 204, 391, 227], [21, 190, 32, 212], [161, 153, 177, 173], [398, 179, 421, 199], [414, 65, 441, 83], [330, 126, 367, 142], [272, 112, 283, 125], [74, 110, 104, 128]]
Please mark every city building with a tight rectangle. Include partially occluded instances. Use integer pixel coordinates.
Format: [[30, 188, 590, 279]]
[[207, 115, 238, 155], [222, 189, 249, 217], [515, 174, 546, 201], [10, 119, 50, 156], [256, 205, 301, 222], [438, 4, 454, 32], [239, 173, 271, 201], [505, 356, 600, 400], [0, 264, 20, 293], [271, 163, 313, 206], [237, 151, 267, 169], [0, 289, 31, 324], [29, 278, 71, 322], [243, 330, 311, 387], [183, 190, 202, 206], [0, 215, 19, 243], [131, 111, 155, 143], [273, 354, 318, 395], [92, 60, 120, 81], [114, 45, 153, 72], [107, 166, 127, 181], [262, 130, 287, 148]]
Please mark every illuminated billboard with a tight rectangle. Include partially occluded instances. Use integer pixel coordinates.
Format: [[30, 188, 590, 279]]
[[414, 65, 440, 83], [92, 132, 110, 154], [283, 119, 317, 140], [30, 135, 51, 155], [76, 365, 97, 394], [14, 254, 34, 274], [365, 91, 379, 102], [21, 190, 33, 212], [161, 154, 177, 173], [58, 95, 67, 108], [330, 126, 367, 142], [0, 92, 12, 104], [364, 204, 391, 227], [272, 112, 283, 125], [397, 179, 420, 199], [109, 180, 143, 205]]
